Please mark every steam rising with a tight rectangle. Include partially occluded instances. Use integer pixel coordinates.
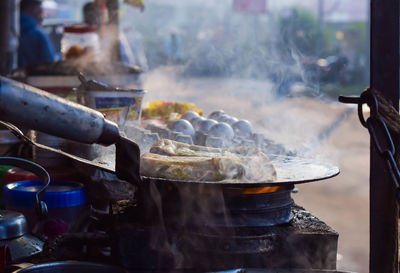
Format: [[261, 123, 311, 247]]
[[118, 0, 351, 166], [144, 180, 235, 269], [90, 1, 358, 269]]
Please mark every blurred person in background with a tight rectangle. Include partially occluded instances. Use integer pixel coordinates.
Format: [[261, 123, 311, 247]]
[[83, 1, 148, 71], [164, 32, 184, 65], [83, 1, 101, 27], [18, 0, 57, 68]]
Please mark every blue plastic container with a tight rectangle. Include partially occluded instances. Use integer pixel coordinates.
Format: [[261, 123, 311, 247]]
[[4, 180, 87, 235]]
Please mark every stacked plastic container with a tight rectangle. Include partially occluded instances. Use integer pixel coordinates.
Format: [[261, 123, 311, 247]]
[[4, 180, 87, 236]]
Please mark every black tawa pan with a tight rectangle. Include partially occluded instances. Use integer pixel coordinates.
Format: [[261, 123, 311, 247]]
[[141, 155, 340, 188], [1, 120, 339, 189]]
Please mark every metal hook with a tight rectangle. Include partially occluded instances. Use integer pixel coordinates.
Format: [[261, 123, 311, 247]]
[[338, 91, 370, 128]]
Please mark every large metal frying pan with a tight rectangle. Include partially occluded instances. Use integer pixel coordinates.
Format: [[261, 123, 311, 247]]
[[141, 155, 340, 188], [1, 119, 339, 190]]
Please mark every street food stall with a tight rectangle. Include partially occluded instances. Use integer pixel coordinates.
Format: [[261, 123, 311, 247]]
[[2, 0, 144, 95], [0, 0, 398, 272]]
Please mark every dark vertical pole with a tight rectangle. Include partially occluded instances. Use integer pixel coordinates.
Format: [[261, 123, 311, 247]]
[[0, 1, 12, 76], [365, 0, 370, 84], [370, 0, 399, 272], [0, 0, 18, 76]]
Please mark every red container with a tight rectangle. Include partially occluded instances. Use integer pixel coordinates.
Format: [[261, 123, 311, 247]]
[[4, 168, 38, 184]]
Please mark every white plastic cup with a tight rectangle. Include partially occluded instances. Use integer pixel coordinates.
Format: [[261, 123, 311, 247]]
[[85, 89, 146, 125]]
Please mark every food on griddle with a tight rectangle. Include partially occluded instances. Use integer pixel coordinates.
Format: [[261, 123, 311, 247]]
[[150, 139, 223, 157], [141, 153, 245, 181], [142, 139, 277, 182], [150, 139, 267, 157]]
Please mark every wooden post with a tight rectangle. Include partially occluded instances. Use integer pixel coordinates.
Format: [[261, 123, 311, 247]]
[[370, 0, 399, 272]]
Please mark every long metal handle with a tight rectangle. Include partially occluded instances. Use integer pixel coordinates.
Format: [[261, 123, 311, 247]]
[[0, 76, 119, 145]]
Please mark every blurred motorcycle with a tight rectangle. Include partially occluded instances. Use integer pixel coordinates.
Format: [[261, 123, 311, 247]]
[[302, 55, 349, 84], [272, 55, 349, 97]]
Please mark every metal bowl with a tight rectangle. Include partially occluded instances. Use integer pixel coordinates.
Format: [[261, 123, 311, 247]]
[[0, 210, 43, 263]]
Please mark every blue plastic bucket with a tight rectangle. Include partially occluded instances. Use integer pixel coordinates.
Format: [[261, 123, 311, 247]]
[[4, 180, 87, 235]]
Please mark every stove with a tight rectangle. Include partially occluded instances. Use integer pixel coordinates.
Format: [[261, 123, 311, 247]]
[[38, 187, 338, 272], [29, 155, 339, 272], [112, 202, 338, 272]]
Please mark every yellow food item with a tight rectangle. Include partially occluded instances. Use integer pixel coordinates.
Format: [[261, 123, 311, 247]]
[[141, 101, 203, 120]]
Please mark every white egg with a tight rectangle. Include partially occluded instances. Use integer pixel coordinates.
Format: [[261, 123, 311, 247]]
[[208, 110, 225, 120], [224, 116, 238, 125], [208, 122, 235, 140], [170, 119, 195, 136], [217, 114, 231, 122], [232, 120, 254, 138], [197, 119, 218, 133], [182, 111, 200, 121], [190, 116, 206, 130]]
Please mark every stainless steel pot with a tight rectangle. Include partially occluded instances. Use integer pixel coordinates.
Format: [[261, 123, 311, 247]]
[[0, 210, 43, 263]]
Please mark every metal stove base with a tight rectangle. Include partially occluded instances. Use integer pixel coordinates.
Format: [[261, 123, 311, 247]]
[[114, 205, 338, 272]]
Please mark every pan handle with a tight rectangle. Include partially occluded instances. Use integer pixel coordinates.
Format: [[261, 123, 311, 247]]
[[0, 76, 120, 145]]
